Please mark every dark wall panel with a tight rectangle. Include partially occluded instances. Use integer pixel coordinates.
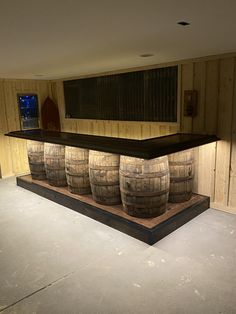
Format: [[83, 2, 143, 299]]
[[64, 65, 178, 122]]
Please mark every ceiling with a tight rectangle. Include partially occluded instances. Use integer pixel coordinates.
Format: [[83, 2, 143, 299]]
[[1, 0, 236, 80]]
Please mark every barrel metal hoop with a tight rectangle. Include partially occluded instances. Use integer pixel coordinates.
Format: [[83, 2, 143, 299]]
[[89, 165, 119, 171], [119, 170, 169, 179], [29, 162, 44, 166], [120, 188, 169, 197], [169, 159, 194, 166], [169, 191, 192, 195], [45, 167, 65, 171], [91, 182, 120, 187], [170, 176, 193, 182], [66, 160, 88, 165], [66, 172, 89, 177]]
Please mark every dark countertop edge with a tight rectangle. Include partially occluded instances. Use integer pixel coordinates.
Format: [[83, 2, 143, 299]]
[[147, 134, 219, 158], [5, 130, 220, 160]]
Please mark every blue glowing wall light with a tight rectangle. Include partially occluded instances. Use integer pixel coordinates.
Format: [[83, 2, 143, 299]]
[[19, 95, 38, 118], [18, 94, 39, 129]]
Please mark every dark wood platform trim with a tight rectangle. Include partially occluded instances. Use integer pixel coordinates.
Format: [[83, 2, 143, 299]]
[[6, 129, 219, 159], [17, 175, 210, 245]]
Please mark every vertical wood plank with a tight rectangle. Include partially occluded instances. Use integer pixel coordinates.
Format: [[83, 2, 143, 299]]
[[193, 143, 217, 197], [192, 61, 218, 199], [4, 80, 20, 131], [0, 135, 13, 178], [177, 64, 182, 126], [141, 123, 151, 139], [181, 63, 194, 132], [110, 121, 119, 137], [214, 57, 235, 206], [228, 58, 236, 208], [205, 60, 220, 134], [55, 81, 66, 131], [0, 80, 8, 133], [192, 61, 206, 133], [198, 60, 220, 202], [192, 147, 199, 193]]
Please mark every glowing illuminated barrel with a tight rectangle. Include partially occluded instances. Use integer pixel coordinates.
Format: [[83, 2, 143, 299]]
[[65, 146, 91, 194], [119, 156, 169, 218], [27, 140, 46, 180], [168, 149, 194, 202], [44, 143, 67, 187], [89, 150, 121, 205]]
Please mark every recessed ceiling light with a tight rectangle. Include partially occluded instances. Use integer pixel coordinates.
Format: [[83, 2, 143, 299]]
[[177, 21, 190, 26], [140, 54, 154, 58]]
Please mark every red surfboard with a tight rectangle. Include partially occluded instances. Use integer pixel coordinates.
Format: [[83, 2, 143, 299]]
[[41, 97, 61, 131]]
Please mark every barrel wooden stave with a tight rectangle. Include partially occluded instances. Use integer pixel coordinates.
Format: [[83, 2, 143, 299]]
[[65, 146, 91, 194], [27, 140, 46, 180], [44, 143, 67, 187], [120, 156, 169, 218], [168, 149, 194, 203], [89, 150, 121, 205]]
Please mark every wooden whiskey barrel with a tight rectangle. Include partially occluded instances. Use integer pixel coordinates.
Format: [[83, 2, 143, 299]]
[[65, 146, 91, 194], [119, 156, 170, 218], [89, 150, 121, 205], [27, 140, 46, 180], [44, 143, 67, 187], [168, 149, 194, 203]]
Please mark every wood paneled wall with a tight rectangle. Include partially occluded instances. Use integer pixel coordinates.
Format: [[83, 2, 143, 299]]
[[181, 57, 236, 214], [53, 53, 236, 214], [0, 79, 51, 177], [1, 53, 236, 214]]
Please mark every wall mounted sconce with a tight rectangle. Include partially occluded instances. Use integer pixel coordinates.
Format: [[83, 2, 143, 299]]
[[184, 90, 198, 117]]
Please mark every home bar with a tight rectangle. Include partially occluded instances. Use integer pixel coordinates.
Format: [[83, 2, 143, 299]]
[[6, 129, 219, 244]]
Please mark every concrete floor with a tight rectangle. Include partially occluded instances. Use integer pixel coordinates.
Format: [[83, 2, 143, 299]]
[[0, 178, 235, 314]]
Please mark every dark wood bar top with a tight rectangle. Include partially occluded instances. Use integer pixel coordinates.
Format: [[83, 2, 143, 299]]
[[5, 129, 219, 159]]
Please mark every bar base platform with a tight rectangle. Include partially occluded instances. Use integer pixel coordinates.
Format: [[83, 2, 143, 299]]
[[17, 175, 210, 245]]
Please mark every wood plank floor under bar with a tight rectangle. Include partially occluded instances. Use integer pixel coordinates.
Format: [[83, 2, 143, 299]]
[[17, 175, 210, 244]]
